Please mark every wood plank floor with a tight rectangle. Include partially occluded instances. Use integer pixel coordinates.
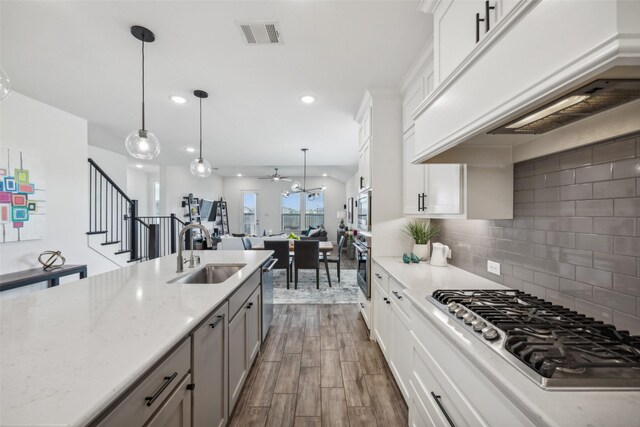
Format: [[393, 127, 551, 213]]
[[229, 304, 408, 427]]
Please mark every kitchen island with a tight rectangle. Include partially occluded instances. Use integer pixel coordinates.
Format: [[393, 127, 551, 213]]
[[372, 256, 640, 427], [0, 250, 272, 427]]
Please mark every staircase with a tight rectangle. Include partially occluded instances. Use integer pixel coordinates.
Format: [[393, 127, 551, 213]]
[[87, 158, 186, 267]]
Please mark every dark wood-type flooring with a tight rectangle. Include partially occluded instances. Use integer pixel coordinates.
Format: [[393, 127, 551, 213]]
[[229, 304, 408, 427]]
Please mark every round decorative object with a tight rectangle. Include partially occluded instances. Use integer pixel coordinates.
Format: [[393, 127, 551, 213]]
[[410, 253, 420, 263], [125, 129, 161, 159], [38, 250, 66, 271], [402, 253, 411, 264]]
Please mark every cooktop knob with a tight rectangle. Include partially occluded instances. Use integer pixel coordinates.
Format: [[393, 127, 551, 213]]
[[471, 319, 486, 332], [447, 302, 459, 313], [481, 326, 499, 341], [463, 312, 476, 324], [455, 307, 466, 319]]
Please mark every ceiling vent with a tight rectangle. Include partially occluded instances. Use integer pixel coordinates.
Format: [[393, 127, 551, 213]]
[[239, 22, 282, 45], [490, 79, 640, 135]]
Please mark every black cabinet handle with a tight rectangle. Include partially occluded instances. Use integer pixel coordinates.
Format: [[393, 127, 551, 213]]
[[145, 372, 177, 407], [431, 392, 455, 427], [186, 383, 195, 391], [209, 314, 225, 329], [417, 193, 422, 212], [360, 302, 365, 309], [475, 12, 484, 43], [485, 1, 495, 33], [386, 300, 391, 305], [247, 302, 254, 309], [360, 176, 364, 189], [383, 297, 388, 301], [392, 290, 402, 300]]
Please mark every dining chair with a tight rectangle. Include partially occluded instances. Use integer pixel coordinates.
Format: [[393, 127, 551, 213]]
[[324, 236, 345, 282], [264, 240, 293, 288], [293, 240, 320, 289], [241, 237, 253, 250]]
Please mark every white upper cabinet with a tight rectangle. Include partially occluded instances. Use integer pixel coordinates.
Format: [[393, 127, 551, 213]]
[[425, 164, 462, 215], [413, 0, 640, 162], [403, 130, 425, 215]]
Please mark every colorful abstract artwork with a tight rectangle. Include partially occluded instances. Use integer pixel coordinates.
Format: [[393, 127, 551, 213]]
[[0, 148, 46, 243]]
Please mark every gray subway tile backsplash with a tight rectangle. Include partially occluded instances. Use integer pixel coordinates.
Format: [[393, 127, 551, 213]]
[[432, 134, 640, 334]]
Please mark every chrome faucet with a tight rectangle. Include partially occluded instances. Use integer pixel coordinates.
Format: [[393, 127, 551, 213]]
[[177, 224, 213, 273]]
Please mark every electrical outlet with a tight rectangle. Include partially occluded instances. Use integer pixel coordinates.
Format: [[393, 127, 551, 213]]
[[487, 260, 500, 276]]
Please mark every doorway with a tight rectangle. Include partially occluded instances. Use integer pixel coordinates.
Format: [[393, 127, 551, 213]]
[[241, 190, 259, 236]]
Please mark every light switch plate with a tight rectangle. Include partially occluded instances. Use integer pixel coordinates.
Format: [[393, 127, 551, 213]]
[[487, 260, 500, 276]]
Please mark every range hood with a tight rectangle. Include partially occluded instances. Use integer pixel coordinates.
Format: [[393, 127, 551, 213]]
[[490, 79, 640, 135]]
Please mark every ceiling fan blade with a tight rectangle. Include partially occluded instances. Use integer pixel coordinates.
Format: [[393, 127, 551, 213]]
[[281, 178, 292, 181]]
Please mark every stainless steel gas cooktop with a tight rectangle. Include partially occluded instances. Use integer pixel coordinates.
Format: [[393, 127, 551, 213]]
[[430, 289, 640, 390]]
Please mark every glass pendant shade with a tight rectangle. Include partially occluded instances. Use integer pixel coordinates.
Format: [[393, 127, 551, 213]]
[[291, 181, 301, 191], [190, 157, 212, 178], [0, 66, 11, 101], [125, 129, 160, 160], [281, 191, 290, 198]]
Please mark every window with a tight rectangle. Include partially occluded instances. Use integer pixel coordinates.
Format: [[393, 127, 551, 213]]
[[242, 191, 259, 235], [152, 181, 161, 216], [305, 193, 324, 228], [281, 192, 324, 231], [281, 193, 301, 231]]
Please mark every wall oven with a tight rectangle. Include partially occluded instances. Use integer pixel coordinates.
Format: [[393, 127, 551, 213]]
[[357, 190, 371, 232], [353, 235, 371, 299]]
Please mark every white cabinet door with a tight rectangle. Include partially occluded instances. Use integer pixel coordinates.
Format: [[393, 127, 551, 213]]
[[389, 301, 412, 402], [425, 164, 463, 214], [228, 308, 248, 411], [192, 304, 228, 427], [358, 148, 365, 191], [436, 0, 482, 83], [403, 131, 426, 215], [145, 374, 192, 427], [403, 77, 425, 132], [363, 142, 371, 190], [372, 280, 389, 357], [246, 286, 262, 367]]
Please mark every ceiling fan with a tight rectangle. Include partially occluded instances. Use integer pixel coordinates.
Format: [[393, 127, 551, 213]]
[[259, 167, 291, 182]]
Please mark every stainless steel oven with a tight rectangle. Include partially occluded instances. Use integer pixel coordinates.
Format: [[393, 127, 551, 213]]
[[357, 190, 371, 232], [353, 236, 371, 298]]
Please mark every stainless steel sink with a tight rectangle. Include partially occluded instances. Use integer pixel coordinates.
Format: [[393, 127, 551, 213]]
[[168, 264, 245, 284]]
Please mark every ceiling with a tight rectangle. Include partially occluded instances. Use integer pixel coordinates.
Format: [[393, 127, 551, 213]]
[[1, 1, 432, 177]]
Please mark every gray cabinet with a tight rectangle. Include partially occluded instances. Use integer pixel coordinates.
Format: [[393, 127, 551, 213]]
[[192, 303, 228, 427], [145, 374, 192, 427], [229, 285, 262, 412]]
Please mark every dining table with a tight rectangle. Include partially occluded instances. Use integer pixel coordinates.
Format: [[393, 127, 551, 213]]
[[254, 240, 335, 286]]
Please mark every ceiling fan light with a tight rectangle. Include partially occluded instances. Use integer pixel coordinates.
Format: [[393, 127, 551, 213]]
[[125, 129, 160, 159], [190, 158, 212, 178]]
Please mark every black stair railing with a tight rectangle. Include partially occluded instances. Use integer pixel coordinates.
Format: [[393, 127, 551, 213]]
[[88, 158, 186, 263]]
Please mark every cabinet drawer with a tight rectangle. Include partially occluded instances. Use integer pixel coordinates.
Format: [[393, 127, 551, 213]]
[[228, 270, 260, 320], [388, 277, 408, 316], [372, 263, 388, 293], [97, 339, 190, 427], [411, 306, 532, 426], [357, 287, 371, 330], [412, 332, 484, 427]]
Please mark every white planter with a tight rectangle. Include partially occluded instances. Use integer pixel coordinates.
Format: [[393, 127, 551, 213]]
[[412, 243, 430, 261]]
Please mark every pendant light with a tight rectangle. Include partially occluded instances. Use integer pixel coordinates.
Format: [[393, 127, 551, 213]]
[[282, 148, 325, 198], [125, 26, 160, 160], [190, 90, 212, 178], [0, 66, 11, 101]]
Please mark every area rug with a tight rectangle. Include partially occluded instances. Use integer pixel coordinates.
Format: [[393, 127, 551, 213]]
[[272, 269, 358, 304]]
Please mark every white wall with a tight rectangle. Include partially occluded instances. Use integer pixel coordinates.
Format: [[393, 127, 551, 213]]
[[161, 166, 224, 218], [88, 145, 127, 191], [127, 168, 151, 216], [223, 176, 346, 240], [0, 92, 118, 297]]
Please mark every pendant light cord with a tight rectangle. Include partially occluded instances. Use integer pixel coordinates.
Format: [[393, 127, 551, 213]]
[[199, 97, 203, 159], [141, 38, 146, 131], [303, 149, 307, 192]]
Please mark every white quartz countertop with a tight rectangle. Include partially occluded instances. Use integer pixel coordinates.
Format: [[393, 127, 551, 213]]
[[0, 250, 271, 427], [373, 256, 640, 426]]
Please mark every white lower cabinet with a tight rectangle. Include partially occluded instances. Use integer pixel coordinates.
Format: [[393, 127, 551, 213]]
[[372, 279, 389, 357], [357, 287, 371, 330], [192, 303, 228, 427], [145, 374, 192, 427], [388, 279, 412, 402], [229, 285, 262, 412]]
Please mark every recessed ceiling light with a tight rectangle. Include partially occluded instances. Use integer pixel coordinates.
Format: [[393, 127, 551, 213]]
[[300, 95, 315, 104], [322, 173, 327, 177], [186, 146, 196, 153], [135, 164, 143, 168], [170, 95, 187, 104], [237, 173, 243, 177]]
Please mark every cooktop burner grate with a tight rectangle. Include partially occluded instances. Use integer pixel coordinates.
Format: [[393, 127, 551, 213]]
[[432, 290, 640, 382]]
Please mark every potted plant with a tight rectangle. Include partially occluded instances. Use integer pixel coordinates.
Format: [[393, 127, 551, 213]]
[[403, 220, 440, 261]]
